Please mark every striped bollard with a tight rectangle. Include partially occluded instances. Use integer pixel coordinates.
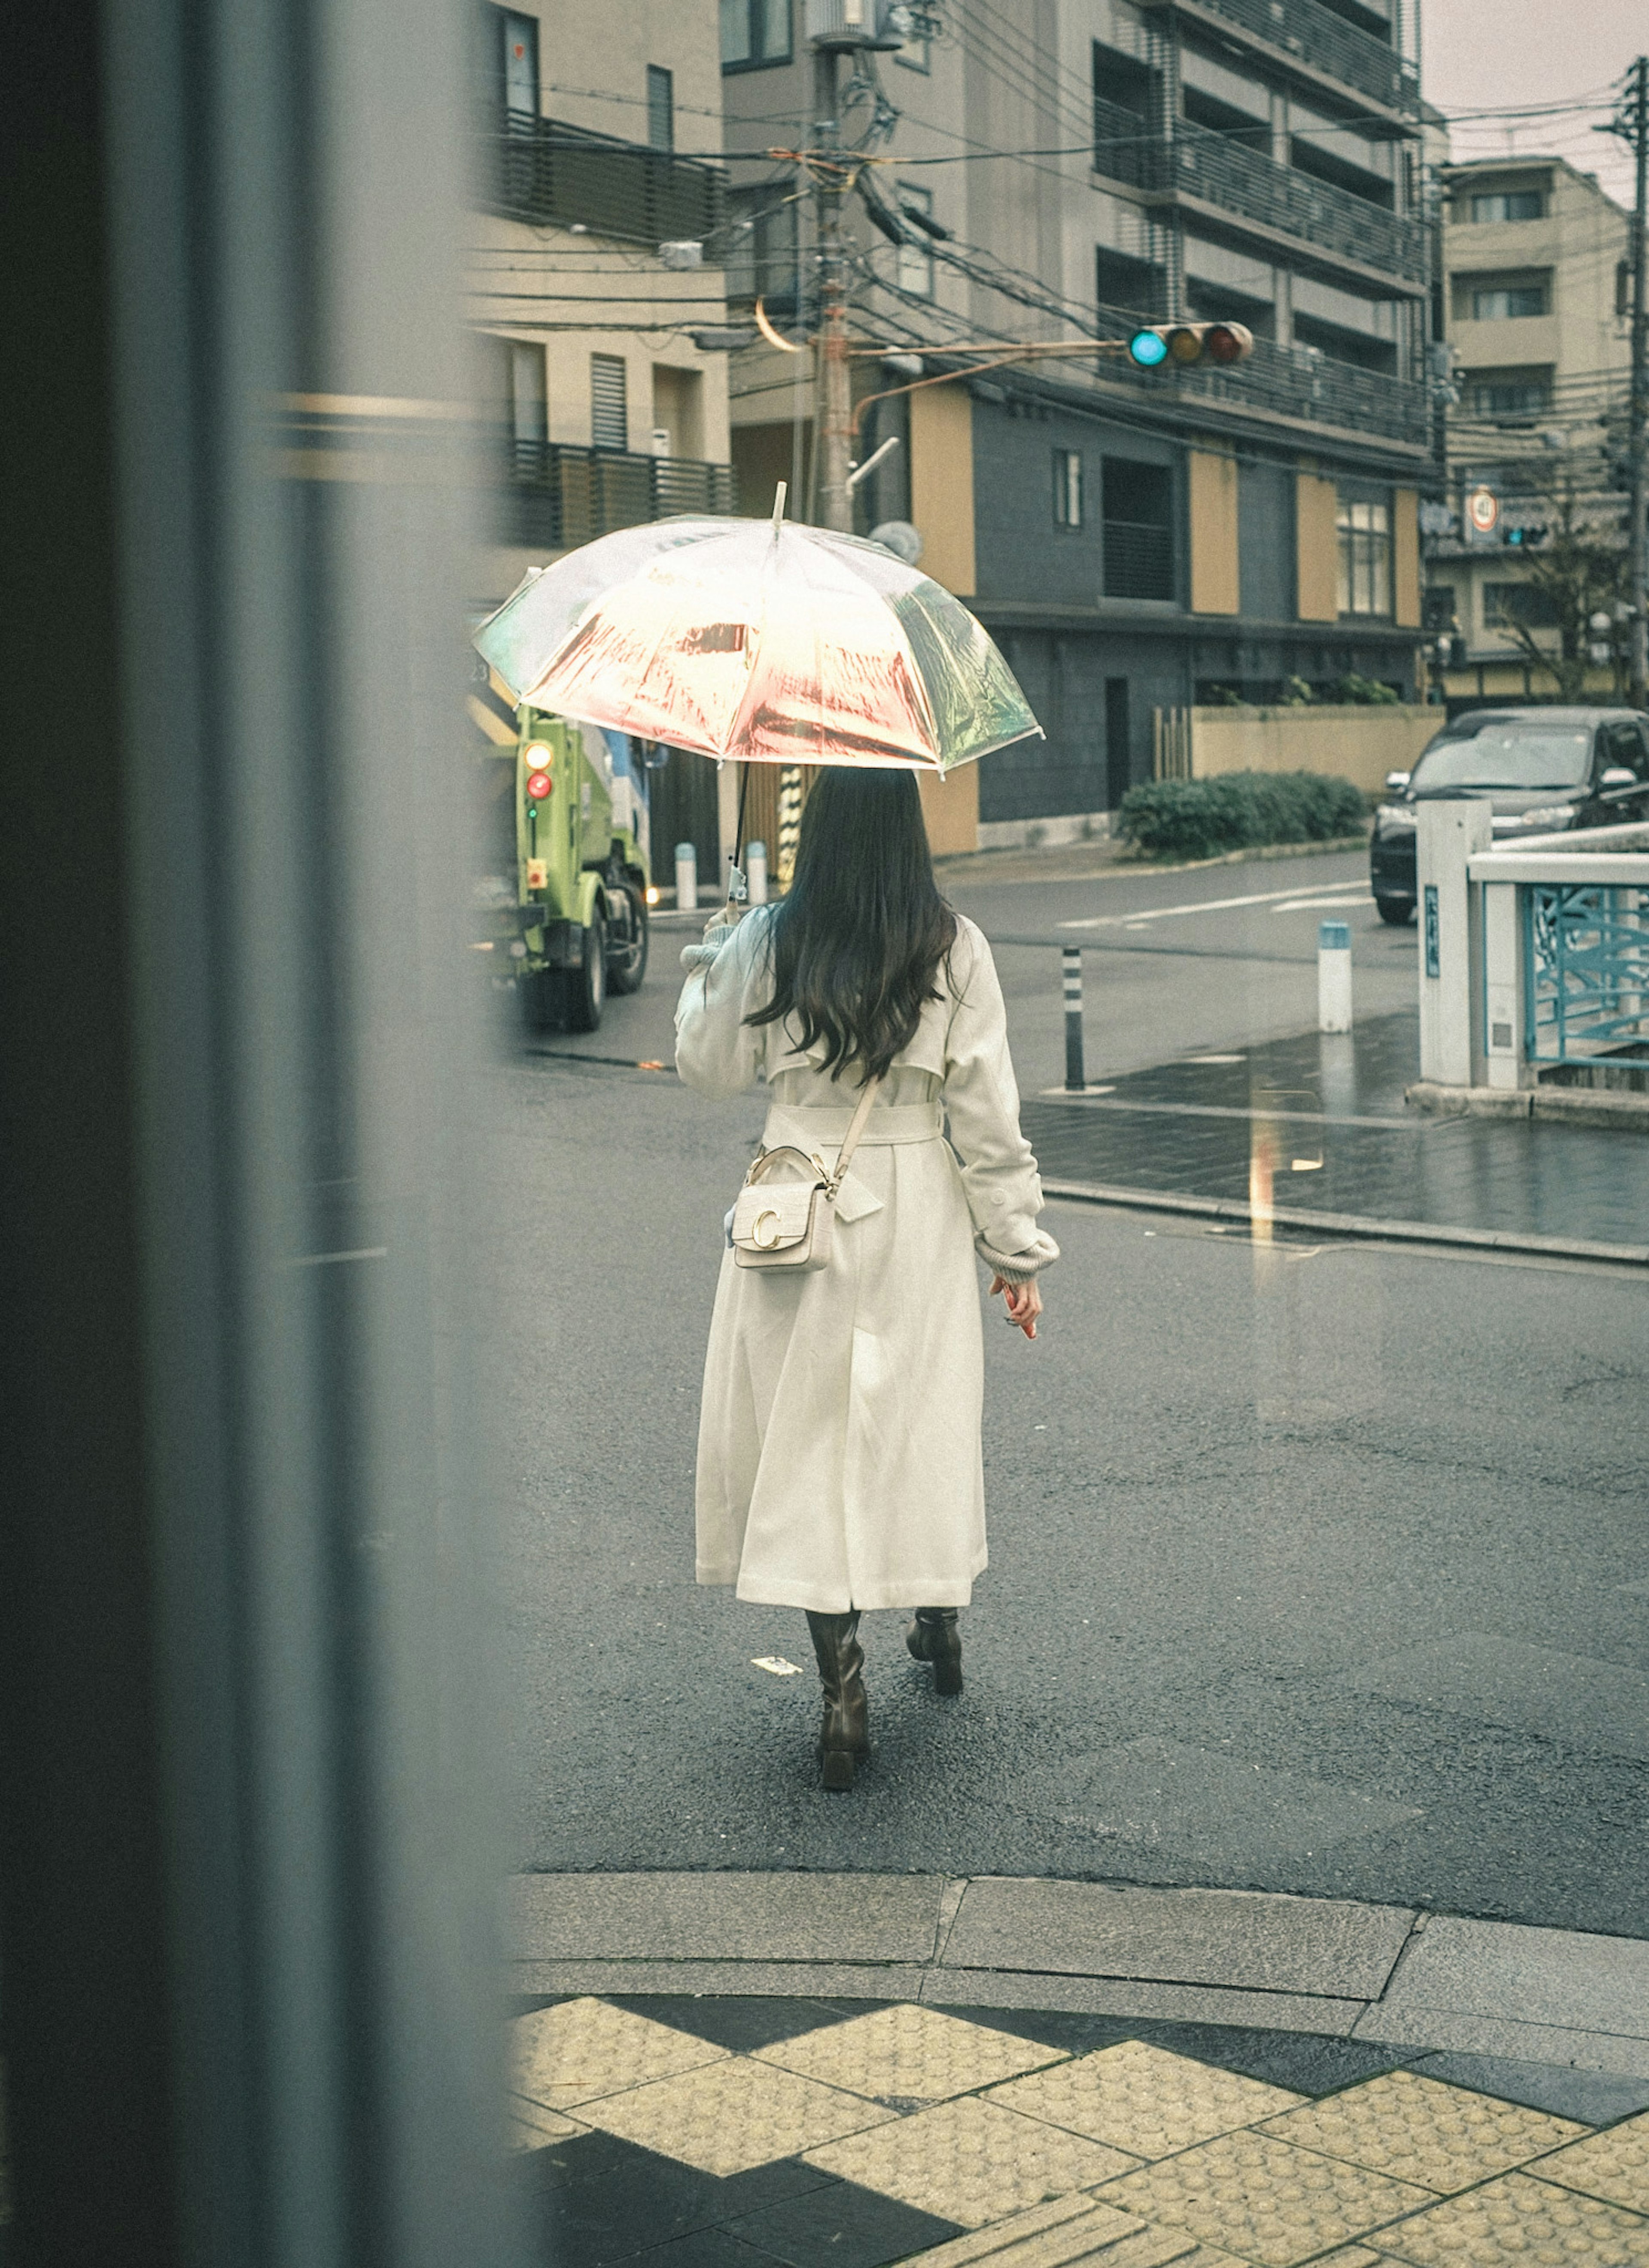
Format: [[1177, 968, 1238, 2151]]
[[1062, 946, 1086, 1091]]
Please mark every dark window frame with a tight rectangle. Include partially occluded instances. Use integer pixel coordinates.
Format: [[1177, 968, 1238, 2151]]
[[721, 0, 793, 73], [645, 64, 674, 152]]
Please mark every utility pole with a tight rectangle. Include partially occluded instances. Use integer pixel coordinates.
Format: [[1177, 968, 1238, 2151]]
[[1628, 55, 1648, 708], [812, 41, 854, 534]]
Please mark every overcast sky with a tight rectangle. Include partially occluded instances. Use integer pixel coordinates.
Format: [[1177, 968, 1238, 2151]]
[[1422, 0, 1642, 208]]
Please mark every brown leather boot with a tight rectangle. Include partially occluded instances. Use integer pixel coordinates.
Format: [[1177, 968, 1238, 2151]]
[[906, 1607, 962, 1696], [805, 1611, 869, 1791]]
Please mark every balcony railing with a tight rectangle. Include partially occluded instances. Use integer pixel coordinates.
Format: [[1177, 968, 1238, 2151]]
[[1095, 304, 1430, 446], [1091, 112, 1426, 286], [1172, 120, 1426, 283], [1139, 0, 1418, 116], [483, 114, 726, 247], [499, 443, 736, 549]]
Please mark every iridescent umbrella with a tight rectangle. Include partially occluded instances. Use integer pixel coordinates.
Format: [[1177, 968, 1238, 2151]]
[[472, 502, 1041, 773]]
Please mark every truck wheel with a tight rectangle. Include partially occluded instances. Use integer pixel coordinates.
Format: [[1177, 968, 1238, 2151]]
[[1375, 897, 1414, 927], [561, 911, 606, 1032], [606, 887, 649, 994]]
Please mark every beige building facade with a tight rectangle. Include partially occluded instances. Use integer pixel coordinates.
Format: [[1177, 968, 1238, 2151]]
[[1428, 155, 1632, 702], [467, 0, 736, 606]]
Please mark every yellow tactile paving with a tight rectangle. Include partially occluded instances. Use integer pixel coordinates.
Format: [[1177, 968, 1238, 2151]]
[[1373, 2168, 1649, 2265], [1258, 2069, 1587, 2194], [510, 1995, 725, 2111], [756, 2002, 1066, 2104], [1531, 2107, 1649, 2214], [1097, 2128, 1436, 2266], [1308, 2251, 1384, 2267], [804, 2094, 1141, 2228], [990, 2038, 1305, 2159], [505, 2093, 584, 2151], [572, 2052, 894, 2177]]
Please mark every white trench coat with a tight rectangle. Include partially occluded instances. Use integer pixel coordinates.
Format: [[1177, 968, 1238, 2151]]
[[675, 907, 1056, 1613]]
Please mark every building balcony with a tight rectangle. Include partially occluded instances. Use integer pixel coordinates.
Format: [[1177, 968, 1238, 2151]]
[[1096, 304, 1430, 447], [1138, 0, 1418, 119], [1172, 121, 1426, 286], [1092, 113, 1426, 288], [498, 443, 736, 550], [482, 115, 726, 249]]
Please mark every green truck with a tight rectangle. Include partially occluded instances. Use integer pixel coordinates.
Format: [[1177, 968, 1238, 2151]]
[[475, 704, 653, 1032]]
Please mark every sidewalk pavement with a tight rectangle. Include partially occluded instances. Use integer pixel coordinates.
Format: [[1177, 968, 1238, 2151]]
[[1022, 1009, 1649, 1259], [508, 1874, 1649, 2265]]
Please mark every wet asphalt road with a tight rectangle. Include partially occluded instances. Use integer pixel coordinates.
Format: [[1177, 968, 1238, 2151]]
[[495, 850, 1649, 1934]]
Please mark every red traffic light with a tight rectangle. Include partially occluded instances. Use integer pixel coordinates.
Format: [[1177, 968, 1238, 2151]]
[[526, 768, 553, 802], [1126, 321, 1253, 369]]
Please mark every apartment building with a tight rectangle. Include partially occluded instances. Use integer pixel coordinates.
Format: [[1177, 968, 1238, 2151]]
[[468, 1, 737, 607], [1426, 155, 1632, 704], [721, 0, 1430, 837]]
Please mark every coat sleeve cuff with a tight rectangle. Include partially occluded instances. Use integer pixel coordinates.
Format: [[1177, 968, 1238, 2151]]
[[973, 1227, 1060, 1282]]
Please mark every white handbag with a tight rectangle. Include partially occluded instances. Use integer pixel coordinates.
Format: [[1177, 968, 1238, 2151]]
[[730, 1076, 882, 1272]]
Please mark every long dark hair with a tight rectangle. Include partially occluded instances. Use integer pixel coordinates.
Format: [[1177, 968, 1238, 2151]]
[[748, 768, 958, 1083]]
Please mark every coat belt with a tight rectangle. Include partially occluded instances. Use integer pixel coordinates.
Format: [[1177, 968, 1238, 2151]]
[[761, 1101, 944, 1149]]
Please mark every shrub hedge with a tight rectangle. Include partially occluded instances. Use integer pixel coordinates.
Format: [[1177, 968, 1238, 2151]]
[[1116, 771, 1368, 863]]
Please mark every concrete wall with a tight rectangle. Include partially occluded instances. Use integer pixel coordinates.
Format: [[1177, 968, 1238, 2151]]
[[1190, 703, 1441, 794]]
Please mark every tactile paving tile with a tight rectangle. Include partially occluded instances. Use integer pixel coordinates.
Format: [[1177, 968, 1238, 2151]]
[[1373, 2168, 1649, 2264], [1306, 2251, 1384, 2268], [756, 2002, 1067, 2106], [804, 2095, 1140, 2228], [888, 2191, 1151, 2264], [1258, 2068, 1587, 2194], [511, 1995, 726, 2110], [573, 2053, 894, 2177], [990, 2037, 1305, 2159], [1531, 2108, 1649, 2213], [1097, 2129, 1435, 2267], [506, 2093, 584, 2151]]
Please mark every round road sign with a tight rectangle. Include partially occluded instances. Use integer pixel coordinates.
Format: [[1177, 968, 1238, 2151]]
[[1466, 486, 1500, 535]]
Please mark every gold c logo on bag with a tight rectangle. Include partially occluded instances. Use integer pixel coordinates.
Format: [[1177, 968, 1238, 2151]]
[[752, 1209, 782, 1248]]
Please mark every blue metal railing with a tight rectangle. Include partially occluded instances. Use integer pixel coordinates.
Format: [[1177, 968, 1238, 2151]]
[[1522, 883, 1649, 1061]]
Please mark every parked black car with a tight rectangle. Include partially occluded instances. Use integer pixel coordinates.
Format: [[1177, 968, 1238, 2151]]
[[1370, 707, 1649, 924]]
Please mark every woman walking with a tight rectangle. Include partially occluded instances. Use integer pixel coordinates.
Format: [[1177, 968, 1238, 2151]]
[[675, 769, 1057, 1790]]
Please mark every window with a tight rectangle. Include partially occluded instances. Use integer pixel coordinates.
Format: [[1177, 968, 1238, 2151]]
[[1483, 582, 1558, 630], [896, 182, 934, 299], [721, 0, 791, 70], [1053, 451, 1083, 529], [645, 64, 674, 152], [1469, 280, 1549, 321], [590, 354, 628, 450], [509, 341, 547, 477], [1471, 188, 1545, 223], [1102, 456, 1174, 600], [724, 185, 798, 307], [1422, 584, 1458, 634], [1599, 720, 1649, 781], [1336, 492, 1391, 618], [496, 7, 539, 117], [1470, 371, 1550, 418], [1095, 245, 1164, 319]]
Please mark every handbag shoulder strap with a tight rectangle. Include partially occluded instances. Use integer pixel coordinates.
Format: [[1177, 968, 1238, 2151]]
[[826, 1073, 882, 1195]]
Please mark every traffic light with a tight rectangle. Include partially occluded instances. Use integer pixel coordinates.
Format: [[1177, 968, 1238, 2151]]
[[1127, 322, 1254, 369]]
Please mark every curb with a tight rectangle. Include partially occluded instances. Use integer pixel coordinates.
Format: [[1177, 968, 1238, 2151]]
[[1407, 1079, 1649, 1133], [933, 833, 1372, 886], [508, 1873, 1649, 2076], [1039, 1177, 1649, 1268]]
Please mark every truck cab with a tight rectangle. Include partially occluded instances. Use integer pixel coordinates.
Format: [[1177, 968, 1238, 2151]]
[[476, 706, 652, 1031]]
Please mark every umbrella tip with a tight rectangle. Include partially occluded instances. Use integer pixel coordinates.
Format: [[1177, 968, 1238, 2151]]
[[771, 480, 787, 536]]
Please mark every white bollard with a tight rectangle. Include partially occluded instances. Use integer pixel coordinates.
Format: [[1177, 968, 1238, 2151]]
[[746, 839, 768, 905], [674, 840, 697, 914], [1417, 799, 1493, 1085], [1317, 919, 1353, 1033]]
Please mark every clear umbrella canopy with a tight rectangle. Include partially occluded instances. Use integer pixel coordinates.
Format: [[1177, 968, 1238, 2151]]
[[472, 514, 1041, 772]]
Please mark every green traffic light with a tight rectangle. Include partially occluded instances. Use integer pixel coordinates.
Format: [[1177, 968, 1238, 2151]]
[[1128, 328, 1168, 368]]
